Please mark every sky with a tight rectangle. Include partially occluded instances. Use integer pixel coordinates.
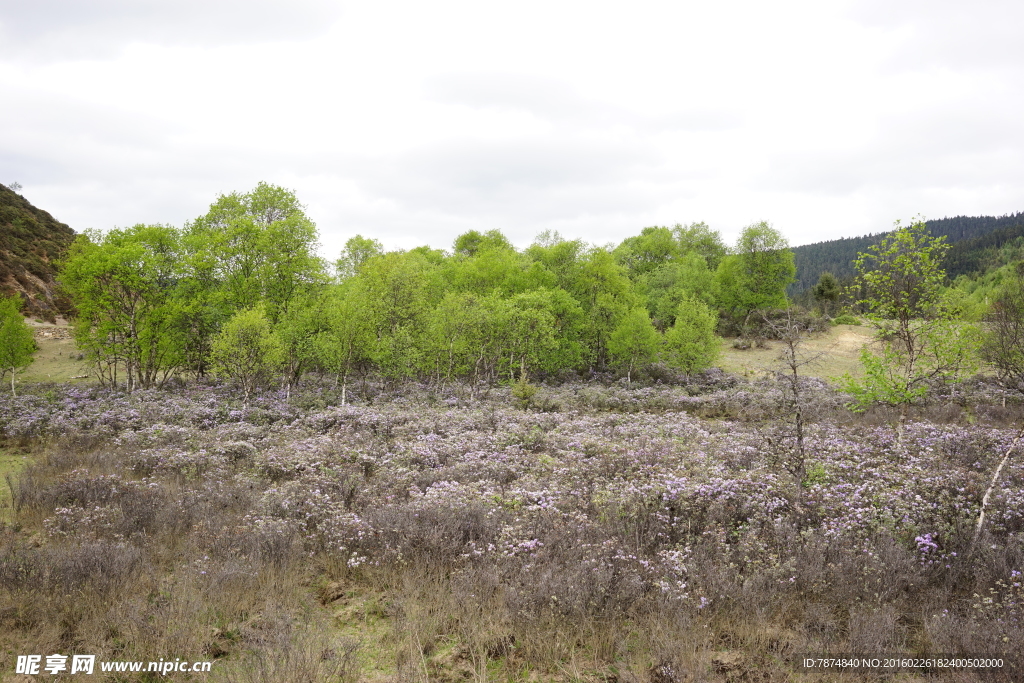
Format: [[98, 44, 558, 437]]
[[2, 0, 1023, 259]]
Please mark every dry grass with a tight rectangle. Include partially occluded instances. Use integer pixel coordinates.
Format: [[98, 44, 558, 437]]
[[716, 324, 875, 381]]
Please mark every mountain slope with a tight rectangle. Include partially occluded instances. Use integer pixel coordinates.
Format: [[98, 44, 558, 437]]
[[0, 184, 76, 321], [792, 213, 1024, 292]]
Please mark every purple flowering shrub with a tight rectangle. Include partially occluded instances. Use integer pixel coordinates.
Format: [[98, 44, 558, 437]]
[[1, 377, 1022, 679]]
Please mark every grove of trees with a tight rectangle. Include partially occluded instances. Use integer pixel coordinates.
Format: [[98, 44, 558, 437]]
[[57, 185, 807, 392]]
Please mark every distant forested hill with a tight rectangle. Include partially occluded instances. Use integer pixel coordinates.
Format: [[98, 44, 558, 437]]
[[0, 183, 76, 320], [792, 212, 1024, 292]]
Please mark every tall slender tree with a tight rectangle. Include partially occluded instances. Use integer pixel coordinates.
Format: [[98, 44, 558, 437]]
[[844, 218, 980, 442]]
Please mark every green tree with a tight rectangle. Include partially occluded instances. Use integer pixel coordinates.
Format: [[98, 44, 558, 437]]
[[59, 225, 185, 391], [314, 283, 375, 404], [0, 296, 35, 396], [336, 235, 383, 280], [644, 252, 718, 329], [662, 295, 719, 373], [210, 305, 285, 404], [185, 182, 326, 323], [614, 226, 680, 279], [981, 262, 1024, 394], [525, 234, 586, 293], [506, 288, 585, 377], [844, 219, 981, 441], [453, 229, 513, 257], [446, 233, 537, 296], [575, 247, 640, 369], [811, 272, 841, 317], [421, 292, 499, 384], [607, 307, 661, 383], [673, 221, 727, 270], [499, 295, 558, 382], [716, 221, 795, 325], [375, 325, 422, 384], [274, 290, 325, 397], [358, 250, 442, 335]]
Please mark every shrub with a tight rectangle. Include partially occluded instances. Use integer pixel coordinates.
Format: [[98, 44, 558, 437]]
[[663, 295, 719, 374]]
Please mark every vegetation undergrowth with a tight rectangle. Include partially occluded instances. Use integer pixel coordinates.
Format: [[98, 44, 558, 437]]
[[1, 375, 1022, 681]]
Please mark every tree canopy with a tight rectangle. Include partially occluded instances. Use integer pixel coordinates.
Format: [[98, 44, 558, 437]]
[[55, 183, 769, 389]]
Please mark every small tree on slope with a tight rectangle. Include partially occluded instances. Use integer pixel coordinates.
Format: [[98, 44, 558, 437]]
[[0, 296, 35, 396]]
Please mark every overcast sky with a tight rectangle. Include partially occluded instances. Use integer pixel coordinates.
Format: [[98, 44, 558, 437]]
[[2, 0, 1023, 257]]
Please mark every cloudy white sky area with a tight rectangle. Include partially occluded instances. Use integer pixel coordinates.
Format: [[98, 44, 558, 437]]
[[2, 0, 1023, 258]]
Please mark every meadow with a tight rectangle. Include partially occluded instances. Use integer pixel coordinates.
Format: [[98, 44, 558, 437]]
[[1, 353, 1023, 681]]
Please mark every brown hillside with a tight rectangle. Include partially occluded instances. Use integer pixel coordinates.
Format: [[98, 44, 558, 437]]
[[0, 183, 75, 321]]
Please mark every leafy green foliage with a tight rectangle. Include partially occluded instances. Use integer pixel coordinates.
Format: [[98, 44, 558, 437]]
[[673, 221, 728, 270], [981, 262, 1024, 394], [614, 226, 680, 279], [336, 235, 383, 280], [662, 295, 719, 373], [844, 219, 981, 424], [314, 283, 374, 400], [453, 229, 514, 257], [184, 182, 326, 323], [716, 221, 795, 324], [59, 225, 186, 390], [643, 252, 717, 329], [511, 374, 539, 409], [0, 295, 35, 395], [607, 307, 661, 382], [852, 219, 948, 327], [210, 305, 285, 403], [53, 183, 732, 390]]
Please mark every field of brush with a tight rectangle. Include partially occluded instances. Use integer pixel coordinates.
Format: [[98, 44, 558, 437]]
[[1, 372, 1023, 682]]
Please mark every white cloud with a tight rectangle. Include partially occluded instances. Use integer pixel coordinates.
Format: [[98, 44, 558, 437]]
[[0, 0, 343, 59], [1, 0, 1022, 254]]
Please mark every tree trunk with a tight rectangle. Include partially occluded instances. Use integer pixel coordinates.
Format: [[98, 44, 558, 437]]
[[897, 403, 908, 449], [972, 428, 1024, 550]]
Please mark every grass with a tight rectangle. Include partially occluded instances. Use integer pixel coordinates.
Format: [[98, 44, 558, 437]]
[[0, 445, 32, 525], [17, 327, 90, 385], [716, 324, 875, 380], [324, 580, 396, 680]]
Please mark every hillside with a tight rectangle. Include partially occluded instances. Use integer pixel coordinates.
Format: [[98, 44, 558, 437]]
[[0, 183, 75, 321], [792, 212, 1024, 292]]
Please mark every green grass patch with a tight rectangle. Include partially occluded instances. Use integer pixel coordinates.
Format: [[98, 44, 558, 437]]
[[322, 580, 396, 679], [0, 446, 32, 525], [18, 333, 92, 385]]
